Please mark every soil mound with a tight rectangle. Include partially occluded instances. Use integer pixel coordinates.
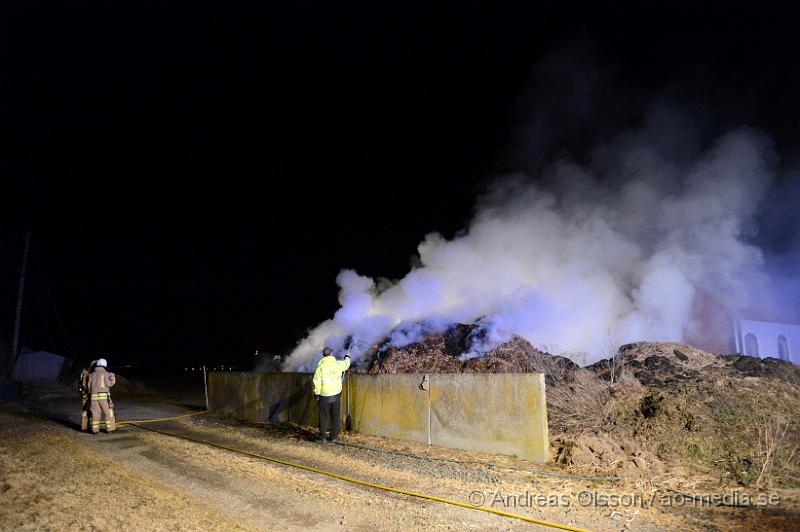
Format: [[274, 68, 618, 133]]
[[590, 341, 800, 386], [361, 327, 800, 488]]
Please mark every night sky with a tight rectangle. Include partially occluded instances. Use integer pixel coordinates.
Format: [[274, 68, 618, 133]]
[[2, 3, 799, 369]]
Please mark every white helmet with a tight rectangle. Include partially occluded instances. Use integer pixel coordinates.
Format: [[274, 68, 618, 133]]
[[96, 358, 108, 368]]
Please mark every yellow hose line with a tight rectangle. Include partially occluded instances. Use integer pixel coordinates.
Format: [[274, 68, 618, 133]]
[[118, 410, 207, 425], [132, 423, 590, 532], [98, 410, 208, 427]]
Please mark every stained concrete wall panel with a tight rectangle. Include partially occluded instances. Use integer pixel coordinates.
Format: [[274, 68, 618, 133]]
[[346, 374, 383, 435], [242, 373, 267, 422], [430, 373, 548, 462], [255, 373, 297, 423], [208, 372, 245, 419], [346, 374, 429, 444], [210, 371, 549, 463], [377, 374, 429, 443], [286, 373, 318, 427], [252, 372, 317, 426]]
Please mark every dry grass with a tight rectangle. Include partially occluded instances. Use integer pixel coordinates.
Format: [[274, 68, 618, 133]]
[[753, 410, 798, 489], [546, 369, 614, 432], [546, 347, 645, 434], [0, 405, 251, 531]]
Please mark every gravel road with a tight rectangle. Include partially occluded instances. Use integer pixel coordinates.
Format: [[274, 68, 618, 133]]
[[1, 383, 796, 531]]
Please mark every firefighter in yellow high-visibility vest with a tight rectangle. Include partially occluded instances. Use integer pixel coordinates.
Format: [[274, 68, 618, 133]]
[[313, 347, 350, 443], [87, 358, 116, 434]]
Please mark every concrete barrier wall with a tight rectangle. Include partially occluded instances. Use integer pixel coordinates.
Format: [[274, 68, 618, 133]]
[[348, 374, 429, 444], [430, 373, 548, 460], [209, 371, 548, 462], [214, 372, 324, 426], [208, 372, 246, 419]]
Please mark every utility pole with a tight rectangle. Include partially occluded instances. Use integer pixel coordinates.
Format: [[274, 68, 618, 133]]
[[202, 365, 209, 410], [10, 232, 31, 374]]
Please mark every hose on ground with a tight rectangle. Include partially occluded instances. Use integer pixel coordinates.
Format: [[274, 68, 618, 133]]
[[101, 411, 756, 510], [331, 441, 755, 508], [94, 410, 207, 427], [125, 421, 590, 531]]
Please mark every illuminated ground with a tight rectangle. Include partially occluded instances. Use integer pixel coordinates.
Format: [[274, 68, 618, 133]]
[[0, 386, 797, 531]]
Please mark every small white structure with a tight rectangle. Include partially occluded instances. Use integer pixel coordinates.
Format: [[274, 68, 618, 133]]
[[734, 320, 800, 364], [11, 349, 71, 381]]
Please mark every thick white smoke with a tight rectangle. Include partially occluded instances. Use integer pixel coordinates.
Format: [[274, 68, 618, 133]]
[[284, 107, 778, 370]]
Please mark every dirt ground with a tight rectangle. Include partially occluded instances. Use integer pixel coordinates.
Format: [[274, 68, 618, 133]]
[[368, 333, 800, 495], [0, 384, 798, 531]]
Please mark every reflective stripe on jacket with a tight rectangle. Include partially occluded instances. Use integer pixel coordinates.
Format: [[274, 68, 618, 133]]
[[313, 355, 351, 396]]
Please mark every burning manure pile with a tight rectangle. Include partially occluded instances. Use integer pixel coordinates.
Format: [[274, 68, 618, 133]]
[[358, 326, 800, 487], [362, 323, 578, 379]]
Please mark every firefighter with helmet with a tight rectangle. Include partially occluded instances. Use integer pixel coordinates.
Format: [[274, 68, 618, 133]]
[[87, 358, 116, 433]]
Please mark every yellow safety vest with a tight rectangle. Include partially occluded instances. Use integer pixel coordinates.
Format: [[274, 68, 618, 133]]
[[313, 356, 351, 397]]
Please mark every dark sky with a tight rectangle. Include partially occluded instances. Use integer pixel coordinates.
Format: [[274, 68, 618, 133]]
[[2, 3, 798, 368]]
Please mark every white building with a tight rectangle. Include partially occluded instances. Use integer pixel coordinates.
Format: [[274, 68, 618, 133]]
[[11, 348, 72, 381], [734, 319, 799, 364]]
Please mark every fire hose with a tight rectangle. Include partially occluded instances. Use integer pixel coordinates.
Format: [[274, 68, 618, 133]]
[[115, 410, 207, 427], [100, 407, 589, 531], [127, 420, 591, 532], [101, 411, 755, 513], [93, 410, 207, 427]]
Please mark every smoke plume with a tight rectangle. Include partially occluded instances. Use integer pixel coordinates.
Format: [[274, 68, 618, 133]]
[[284, 56, 798, 370]]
